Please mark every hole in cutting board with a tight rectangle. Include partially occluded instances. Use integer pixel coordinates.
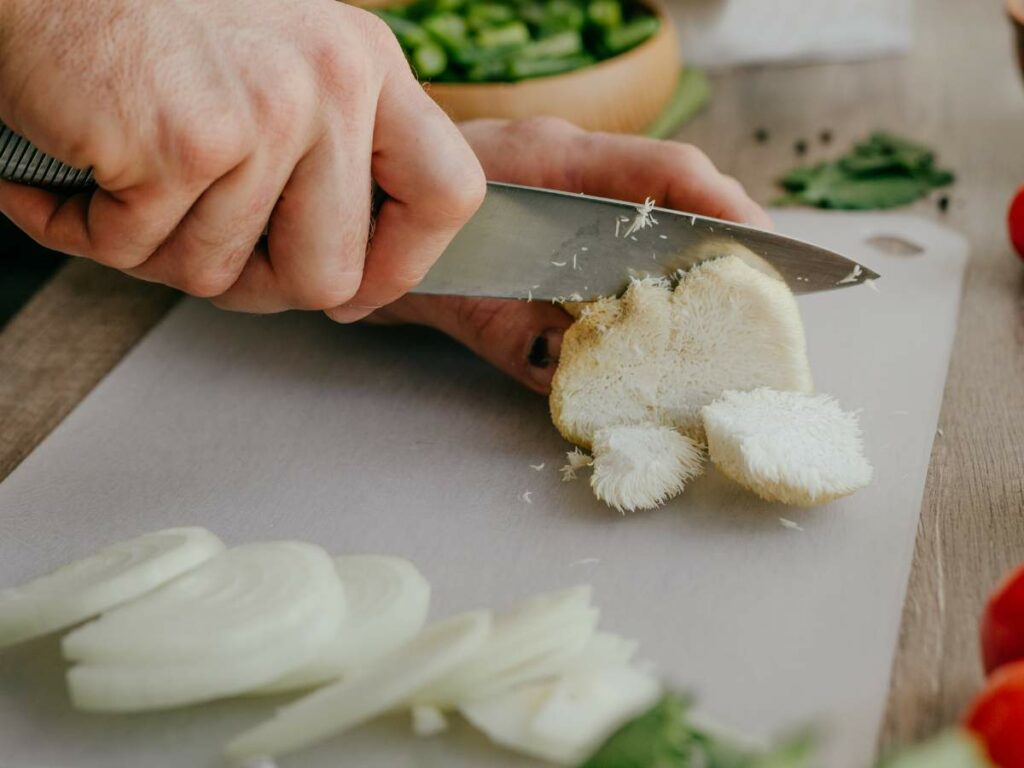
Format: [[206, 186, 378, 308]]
[[865, 234, 925, 256]]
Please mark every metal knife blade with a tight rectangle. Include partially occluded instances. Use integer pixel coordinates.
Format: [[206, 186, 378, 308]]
[[0, 121, 879, 300], [413, 182, 880, 301]]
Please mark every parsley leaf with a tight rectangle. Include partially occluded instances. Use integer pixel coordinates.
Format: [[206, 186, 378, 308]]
[[580, 693, 815, 768], [579, 694, 692, 768], [777, 132, 954, 210]]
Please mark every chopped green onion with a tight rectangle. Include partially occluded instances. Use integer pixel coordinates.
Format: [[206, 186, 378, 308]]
[[411, 42, 449, 78], [475, 21, 531, 48], [586, 0, 622, 29], [539, 0, 586, 33], [406, 0, 465, 18], [376, 0, 661, 83], [517, 30, 583, 59], [601, 15, 659, 55], [422, 12, 468, 49], [466, 2, 517, 29], [509, 53, 595, 79], [466, 58, 511, 81]]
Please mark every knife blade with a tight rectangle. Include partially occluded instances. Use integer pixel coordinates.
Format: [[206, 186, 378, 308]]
[[0, 122, 879, 300], [416, 182, 880, 301]]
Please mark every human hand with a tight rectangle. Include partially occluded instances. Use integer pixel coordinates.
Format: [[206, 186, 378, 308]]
[[0, 0, 484, 321], [371, 117, 770, 394]]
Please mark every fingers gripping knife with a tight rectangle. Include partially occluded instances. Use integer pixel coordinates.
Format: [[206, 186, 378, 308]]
[[0, 118, 385, 237], [0, 120, 880, 299]]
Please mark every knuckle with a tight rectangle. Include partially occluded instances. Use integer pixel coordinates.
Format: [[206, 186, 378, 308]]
[[384, 265, 431, 297], [176, 266, 239, 299], [454, 298, 514, 346], [504, 116, 581, 145], [416, 151, 486, 226], [722, 174, 748, 196], [171, 119, 247, 180], [87, 228, 151, 269], [438, 161, 486, 223], [315, 40, 367, 88], [668, 142, 712, 171], [291, 273, 362, 311], [91, 246, 148, 270], [361, 12, 407, 64], [250, 65, 316, 140], [502, 117, 584, 189]]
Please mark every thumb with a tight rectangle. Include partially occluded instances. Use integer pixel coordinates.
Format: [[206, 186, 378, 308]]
[[368, 295, 573, 395]]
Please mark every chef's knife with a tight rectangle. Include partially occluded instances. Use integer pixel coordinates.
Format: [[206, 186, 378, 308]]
[[0, 121, 878, 300]]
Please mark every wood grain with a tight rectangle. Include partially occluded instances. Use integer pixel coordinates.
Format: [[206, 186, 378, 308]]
[[0, 261, 177, 479], [1, 0, 1023, 758]]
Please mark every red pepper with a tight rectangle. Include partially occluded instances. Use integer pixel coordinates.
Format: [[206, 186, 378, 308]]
[[982, 563, 1024, 675], [964, 660, 1024, 767], [1010, 185, 1024, 261]]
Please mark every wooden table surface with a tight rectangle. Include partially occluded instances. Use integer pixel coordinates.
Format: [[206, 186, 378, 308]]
[[1, 0, 1023, 759]]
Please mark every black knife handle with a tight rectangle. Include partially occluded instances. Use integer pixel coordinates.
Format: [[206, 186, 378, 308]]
[[0, 121, 94, 190]]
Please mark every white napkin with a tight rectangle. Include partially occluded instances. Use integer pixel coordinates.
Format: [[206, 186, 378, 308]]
[[665, 0, 913, 69]]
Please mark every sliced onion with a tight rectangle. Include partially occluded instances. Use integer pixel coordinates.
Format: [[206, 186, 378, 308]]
[[224, 611, 491, 763], [528, 664, 662, 758], [461, 664, 661, 766], [257, 555, 430, 694], [0, 527, 224, 649], [63, 541, 344, 663], [67, 598, 341, 712], [559, 632, 639, 676], [411, 704, 449, 736], [459, 682, 553, 759], [457, 607, 599, 703], [416, 586, 596, 706]]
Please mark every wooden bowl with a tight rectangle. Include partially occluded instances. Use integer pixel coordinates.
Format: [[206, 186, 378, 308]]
[[348, 0, 681, 133], [428, 6, 680, 133], [1011, 0, 1024, 83]]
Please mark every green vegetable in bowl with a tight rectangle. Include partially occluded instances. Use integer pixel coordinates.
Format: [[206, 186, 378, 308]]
[[475, 20, 531, 48], [586, 0, 622, 29], [466, 2, 516, 28], [517, 30, 583, 58], [421, 13, 468, 49], [509, 53, 595, 79], [373, 0, 660, 83], [411, 42, 449, 77], [600, 15, 659, 55]]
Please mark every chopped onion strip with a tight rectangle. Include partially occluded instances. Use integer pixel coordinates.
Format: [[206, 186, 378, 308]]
[[224, 611, 491, 762], [0, 527, 224, 649]]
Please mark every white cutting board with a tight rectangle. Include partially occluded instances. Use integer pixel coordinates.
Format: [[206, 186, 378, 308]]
[[0, 211, 966, 768]]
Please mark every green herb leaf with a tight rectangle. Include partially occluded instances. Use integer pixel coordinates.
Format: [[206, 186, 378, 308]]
[[777, 132, 954, 210], [579, 694, 693, 768], [802, 169, 931, 210], [580, 693, 815, 768]]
